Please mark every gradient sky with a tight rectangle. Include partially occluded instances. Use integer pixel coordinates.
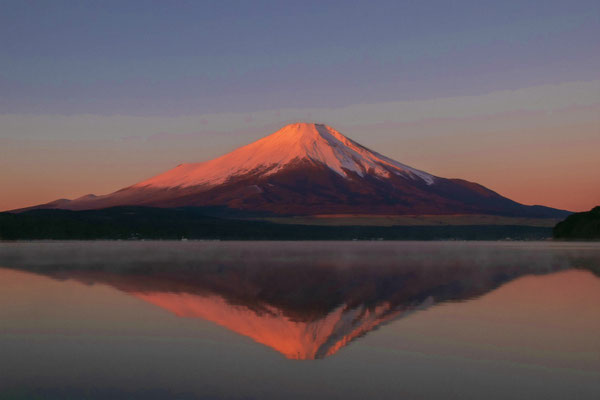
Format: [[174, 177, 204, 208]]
[[1, 0, 599, 211]]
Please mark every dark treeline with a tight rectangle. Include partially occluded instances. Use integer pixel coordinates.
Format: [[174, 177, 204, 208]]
[[553, 206, 600, 240], [0, 207, 552, 241]]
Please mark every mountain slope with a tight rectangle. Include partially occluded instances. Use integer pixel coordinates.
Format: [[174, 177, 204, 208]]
[[22, 123, 568, 217], [136, 122, 435, 188]]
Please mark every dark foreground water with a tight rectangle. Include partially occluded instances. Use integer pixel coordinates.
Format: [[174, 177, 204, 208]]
[[0, 241, 599, 400]]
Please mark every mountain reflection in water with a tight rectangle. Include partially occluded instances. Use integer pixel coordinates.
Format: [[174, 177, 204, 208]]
[[1, 241, 598, 360]]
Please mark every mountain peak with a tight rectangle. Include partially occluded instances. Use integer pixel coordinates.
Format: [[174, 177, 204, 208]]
[[269, 122, 332, 142], [133, 122, 435, 189], [271, 122, 342, 144], [281, 122, 326, 130]]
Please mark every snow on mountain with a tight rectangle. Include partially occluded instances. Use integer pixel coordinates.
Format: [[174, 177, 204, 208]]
[[134, 123, 435, 189]]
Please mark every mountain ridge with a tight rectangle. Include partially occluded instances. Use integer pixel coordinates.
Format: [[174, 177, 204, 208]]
[[16, 123, 569, 218]]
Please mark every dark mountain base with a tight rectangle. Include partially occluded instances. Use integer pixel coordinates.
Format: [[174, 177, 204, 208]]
[[0, 207, 552, 241], [553, 206, 600, 240], [26, 161, 570, 219]]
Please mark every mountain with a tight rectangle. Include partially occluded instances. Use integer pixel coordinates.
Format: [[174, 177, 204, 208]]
[[23, 123, 568, 217]]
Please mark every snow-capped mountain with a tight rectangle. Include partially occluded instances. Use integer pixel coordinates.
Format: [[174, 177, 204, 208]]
[[135, 122, 435, 188], [26, 122, 567, 217]]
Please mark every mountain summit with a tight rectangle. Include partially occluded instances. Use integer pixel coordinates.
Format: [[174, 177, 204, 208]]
[[135, 123, 434, 189], [26, 123, 567, 217]]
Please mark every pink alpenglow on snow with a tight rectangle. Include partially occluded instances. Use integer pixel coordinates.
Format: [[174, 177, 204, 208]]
[[135, 123, 435, 189]]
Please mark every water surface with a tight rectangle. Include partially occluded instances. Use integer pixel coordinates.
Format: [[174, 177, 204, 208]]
[[1, 241, 599, 399]]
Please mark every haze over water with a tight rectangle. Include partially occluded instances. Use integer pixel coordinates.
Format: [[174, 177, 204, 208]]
[[1, 241, 599, 399]]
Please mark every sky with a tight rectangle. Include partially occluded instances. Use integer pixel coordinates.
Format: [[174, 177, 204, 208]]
[[1, 0, 599, 212]]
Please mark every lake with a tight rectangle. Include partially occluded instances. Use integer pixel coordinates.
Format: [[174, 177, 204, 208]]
[[1, 241, 599, 399]]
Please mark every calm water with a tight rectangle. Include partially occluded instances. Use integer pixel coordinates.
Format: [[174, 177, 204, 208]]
[[1, 241, 599, 399]]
